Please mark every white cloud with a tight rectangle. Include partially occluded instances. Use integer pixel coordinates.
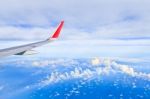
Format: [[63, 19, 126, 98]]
[[1, 39, 149, 58], [1, 58, 149, 98], [37, 58, 150, 87], [112, 61, 150, 80], [0, 0, 149, 40]]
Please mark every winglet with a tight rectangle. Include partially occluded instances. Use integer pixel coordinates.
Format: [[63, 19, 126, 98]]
[[51, 21, 64, 39]]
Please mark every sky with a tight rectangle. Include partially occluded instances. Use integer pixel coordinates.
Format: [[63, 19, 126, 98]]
[[0, 0, 149, 58], [0, 1, 150, 98]]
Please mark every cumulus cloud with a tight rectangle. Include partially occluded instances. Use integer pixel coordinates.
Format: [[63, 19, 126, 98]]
[[31, 59, 77, 67], [1, 58, 149, 98], [35, 58, 150, 87]]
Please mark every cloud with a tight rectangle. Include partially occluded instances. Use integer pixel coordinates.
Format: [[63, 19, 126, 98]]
[[0, 0, 148, 26], [1, 39, 149, 58], [0, 26, 53, 40], [35, 58, 150, 87], [112, 61, 150, 80], [0, 0, 149, 40], [0, 0, 149, 59], [1, 57, 149, 98]]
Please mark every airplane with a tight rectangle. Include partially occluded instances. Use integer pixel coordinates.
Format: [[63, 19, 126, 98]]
[[0, 21, 64, 57]]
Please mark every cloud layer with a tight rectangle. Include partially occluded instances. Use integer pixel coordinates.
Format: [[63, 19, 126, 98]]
[[0, 0, 149, 40], [29, 58, 150, 86]]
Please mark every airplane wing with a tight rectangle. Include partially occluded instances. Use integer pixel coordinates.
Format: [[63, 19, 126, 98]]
[[0, 21, 64, 57]]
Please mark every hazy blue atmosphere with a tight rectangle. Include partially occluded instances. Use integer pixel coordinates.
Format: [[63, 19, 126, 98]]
[[0, 0, 150, 99]]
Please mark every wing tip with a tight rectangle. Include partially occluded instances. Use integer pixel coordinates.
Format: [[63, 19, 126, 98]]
[[51, 20, 64, 39]]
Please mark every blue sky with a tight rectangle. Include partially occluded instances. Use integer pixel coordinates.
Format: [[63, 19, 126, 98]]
[[0, 0, 149, 58]]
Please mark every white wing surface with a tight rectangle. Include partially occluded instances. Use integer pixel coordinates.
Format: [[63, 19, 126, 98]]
[[0, 21, 64, 57]]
